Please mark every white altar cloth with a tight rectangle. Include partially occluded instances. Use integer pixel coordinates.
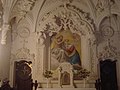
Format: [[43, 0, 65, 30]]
[[37, 88, 96, 90]]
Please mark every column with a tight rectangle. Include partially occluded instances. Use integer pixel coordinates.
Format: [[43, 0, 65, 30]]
[[1, 23, 11, 44]]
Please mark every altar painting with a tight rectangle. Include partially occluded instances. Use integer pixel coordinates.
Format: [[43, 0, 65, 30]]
[[50, 30, 81, 70]]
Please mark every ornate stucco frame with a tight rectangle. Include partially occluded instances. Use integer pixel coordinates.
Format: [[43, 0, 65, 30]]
[[35, 3, 98, 83]]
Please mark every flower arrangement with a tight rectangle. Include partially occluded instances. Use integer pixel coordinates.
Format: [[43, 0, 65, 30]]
[[43, 70, 53, 78], [77, 68, 90, 79], [74, 67, 90, 80]]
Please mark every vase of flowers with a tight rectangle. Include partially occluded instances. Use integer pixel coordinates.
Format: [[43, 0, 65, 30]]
[[43, 70, 53, 88]]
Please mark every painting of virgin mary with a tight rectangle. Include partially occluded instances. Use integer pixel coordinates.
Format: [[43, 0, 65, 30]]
[[50, 30, 81, 70]]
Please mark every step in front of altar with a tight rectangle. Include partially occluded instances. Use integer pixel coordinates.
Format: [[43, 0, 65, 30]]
[[38, 80, 95, 88], [37, 88, 96, 90]]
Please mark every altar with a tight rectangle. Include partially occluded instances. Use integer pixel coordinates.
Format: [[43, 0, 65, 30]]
[[37, 88, 96, 90]]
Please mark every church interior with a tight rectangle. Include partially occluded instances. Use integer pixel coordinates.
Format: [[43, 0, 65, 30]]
[[0, 0, 120, 90]]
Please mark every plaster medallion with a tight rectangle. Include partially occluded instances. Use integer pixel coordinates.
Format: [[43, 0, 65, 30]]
[[18, 28, 30, 38], [101, 26, 114, 38]]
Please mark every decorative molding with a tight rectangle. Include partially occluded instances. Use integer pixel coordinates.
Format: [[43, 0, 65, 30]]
[[43, 0, 73, 9], [66, 4, 95, 31], [37, 4, 95, 38], [95, 0, 115, 14], [17, 27, 30, 38], [11, 47, 35, 61], [11, 0, 37, 23], [12, 25, 30, 42], [59, 0, 73, 3], [36, 3, 97, 82], [1, 23, 11, 44], [36, 31, 46, 45], [89, 39, 95, 73], [87, 38, 98, 80], [11, 23, 18, 42], [101, 25, 114, 38], [98, 40, 120, 60]]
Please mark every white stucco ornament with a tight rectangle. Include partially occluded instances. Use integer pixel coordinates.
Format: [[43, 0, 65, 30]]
[[18, 28, 30, 38], [1, 23, 11, 44], [37, 31, 46, 45]]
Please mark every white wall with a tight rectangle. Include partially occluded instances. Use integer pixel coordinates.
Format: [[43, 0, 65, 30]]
[[0, 0, 120, 89]]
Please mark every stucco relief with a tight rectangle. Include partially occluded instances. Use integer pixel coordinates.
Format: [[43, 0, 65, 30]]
[[10, 0, 37, 22], [95, 0, 115, 14], [43, 0, 73, 9], [11, 47, 35, 61], [37, 4, 95, 36], [36, 30, 48, 80], [36, 31, 46, 45], [101, 25, 114, 38], [98, 40, 120, 60], [10, 47, 35, 69], [36, 3, 97, 81], [17, 27, 30, 38], [11, 20, 31, 42], [88, 39, 96, 73], [1, 23, 11, 44], [97, 14, 120, 60]]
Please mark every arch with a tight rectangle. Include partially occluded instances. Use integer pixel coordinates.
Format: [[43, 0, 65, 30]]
[[36, 3, 97, 82], [96, 9, 120, 29], [36, 4, 96, 37], [34, 0, 59, 32]]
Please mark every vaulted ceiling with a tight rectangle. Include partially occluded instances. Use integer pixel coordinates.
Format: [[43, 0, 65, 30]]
[[1, 0, 120, 27], [0, 0, 120, 44]]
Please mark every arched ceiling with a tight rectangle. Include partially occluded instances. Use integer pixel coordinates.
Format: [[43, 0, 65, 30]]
[[1, 0, 120, 27], [0, 0, 120, 44]]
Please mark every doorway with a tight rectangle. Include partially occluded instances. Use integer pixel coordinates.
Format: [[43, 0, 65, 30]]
[[100, 59, 118, 90], [14, 60, 32, 90]]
